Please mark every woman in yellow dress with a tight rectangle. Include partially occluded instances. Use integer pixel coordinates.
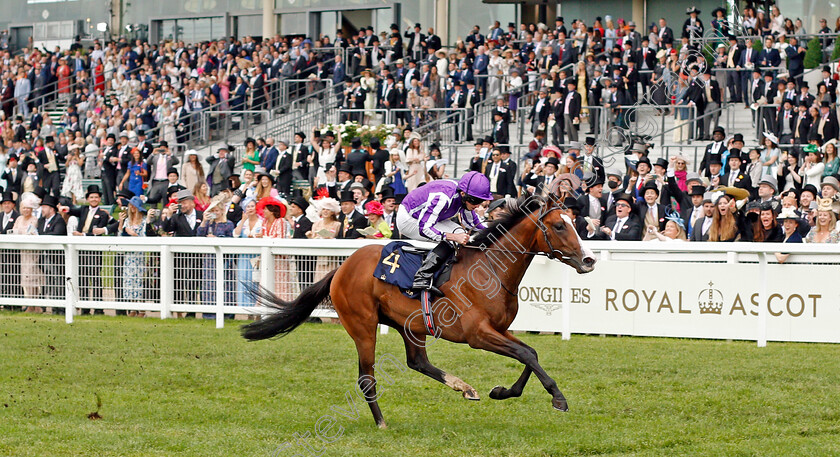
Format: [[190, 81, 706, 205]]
[[576, 61, 589, 119]]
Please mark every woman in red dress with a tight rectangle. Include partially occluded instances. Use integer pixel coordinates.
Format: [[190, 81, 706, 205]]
[[94, 58, 105, 94], [56, 58, 72, 99], [255, 197, 293, 300]]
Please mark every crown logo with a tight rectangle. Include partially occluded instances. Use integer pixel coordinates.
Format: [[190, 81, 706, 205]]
[[698, 281, 724, 315]]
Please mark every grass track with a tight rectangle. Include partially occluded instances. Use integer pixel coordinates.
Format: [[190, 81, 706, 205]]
[[1, 313, 839, 456]]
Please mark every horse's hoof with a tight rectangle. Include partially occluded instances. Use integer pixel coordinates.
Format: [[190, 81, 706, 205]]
[[463, 387, 480, 401], [377, 421, 388, 429], [552, 397, 569, 411], [489, 385, 507, 400]]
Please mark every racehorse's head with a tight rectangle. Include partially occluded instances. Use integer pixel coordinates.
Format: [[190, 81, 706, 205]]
[[531, 198, 596, 274]]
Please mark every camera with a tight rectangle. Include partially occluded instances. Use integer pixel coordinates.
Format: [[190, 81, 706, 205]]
[[207, 213, 217, 221]]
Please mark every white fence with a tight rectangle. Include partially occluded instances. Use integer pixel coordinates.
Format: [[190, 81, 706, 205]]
[[1, 237, 839, 346]]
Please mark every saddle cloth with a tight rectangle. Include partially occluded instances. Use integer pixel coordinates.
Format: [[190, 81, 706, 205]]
[[372, 241, 453, 298]]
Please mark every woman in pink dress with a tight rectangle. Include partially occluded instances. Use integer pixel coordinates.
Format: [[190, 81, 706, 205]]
[[218, 69, 231, 110]]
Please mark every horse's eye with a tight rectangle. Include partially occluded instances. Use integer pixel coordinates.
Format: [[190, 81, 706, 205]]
[[554, 222, 566, 231]]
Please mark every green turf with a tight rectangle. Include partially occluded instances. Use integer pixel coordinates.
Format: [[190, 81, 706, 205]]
[[1, 313, 839, 457]]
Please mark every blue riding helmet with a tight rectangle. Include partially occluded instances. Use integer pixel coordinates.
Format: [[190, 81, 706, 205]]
[[457, 171, 493, 201]]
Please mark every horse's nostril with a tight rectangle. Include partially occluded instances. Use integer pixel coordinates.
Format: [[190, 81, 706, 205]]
[[583, 257, 596, 267]]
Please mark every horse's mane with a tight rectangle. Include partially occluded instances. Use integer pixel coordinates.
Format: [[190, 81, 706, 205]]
[[468, 195, 546, 247]]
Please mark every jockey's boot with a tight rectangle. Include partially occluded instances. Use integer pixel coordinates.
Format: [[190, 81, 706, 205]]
[[411, 241, 453, 296]]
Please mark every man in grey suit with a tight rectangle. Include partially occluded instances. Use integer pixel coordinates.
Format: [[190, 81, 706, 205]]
[[206, 147, 236, 196], [690, 194, 715, 241]]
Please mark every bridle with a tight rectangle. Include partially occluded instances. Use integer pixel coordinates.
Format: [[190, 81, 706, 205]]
[[461, 201, 578, 263]]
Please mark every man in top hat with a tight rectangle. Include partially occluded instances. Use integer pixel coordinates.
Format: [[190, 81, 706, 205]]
[[524, 156, 561, 198], [529, 88, 551, 134], [577, 173, 609, 228], [589, 193, 642, 240], [38, 136, 63, 196], [721, 150, 753, 196], [625, 156, 652, 201], [379, 187, 400, 239], [37, 194, 67, 312], [290, 131, 310, 183], [725, 35, 744, 103], [813, 101, 839, 143], [134, 129, 153, 159], [699, 126, 728, 178], [0, 190, 20, 301], [776, 98, 797, 146], [100, 133, 119, 205], [61, 185, 115, 310], [561, 79, 582, 143], [700, 69, 722, 140], [337, 190, 368, 239], [146, 144, 180, 204], [1, 153, 22, 200], [484, 147, 516, 199], [690, 192, 715, 241], [404, 23, 426, 62], [637, 181, 669, 234], [206, 146, 237, 196]]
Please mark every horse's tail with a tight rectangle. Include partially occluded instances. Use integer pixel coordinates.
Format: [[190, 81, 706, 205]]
[[240, 268, 337, 341]]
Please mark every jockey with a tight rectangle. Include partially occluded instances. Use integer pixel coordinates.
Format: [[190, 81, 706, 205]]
[[396, 171, 493, 295]]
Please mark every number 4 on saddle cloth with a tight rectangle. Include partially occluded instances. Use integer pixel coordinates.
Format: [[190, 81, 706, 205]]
[[372, 241, 455, 300]]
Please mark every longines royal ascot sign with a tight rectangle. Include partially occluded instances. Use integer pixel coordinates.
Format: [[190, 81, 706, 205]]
[[510, 258, 840, 343]]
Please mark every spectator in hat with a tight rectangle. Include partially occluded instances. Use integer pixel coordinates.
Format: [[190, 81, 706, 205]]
[[774, 207, 804, 265], [756, 175, 779, 204], [523, 157, 560, 197], [38, 136, 62, 196], [37, 195, 67, 312], [233, 199, 263, 307], [814, 101, 839, 145], [820, 176, 840, 213], [721, 151, 752, 192], [146, 145, 180, 204], [363, 200, 392, 239], [206, 146, 236, 196], [12, 194, 41, 308], [485, 147, 515, 199], [181, 150, 205, 194], [637, 181, 669, 238], [1, 153, 22, 200], [61, 184, 115, 308], [699, 126, 727, 178], [337, 190, 368, 239], [625, 156, 652, 201], [647, 213, 688, 242], [118, 196, 150, 314], [591, 193, 642, 240], [805, 198, 840, 243], [577, 173, 608, 228], [60, 142, 84, 204], [747, 201, 783, 242]]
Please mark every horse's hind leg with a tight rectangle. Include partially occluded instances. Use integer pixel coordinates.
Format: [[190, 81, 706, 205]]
[[397, 327, 480, 400], [335, 294, 387, 428]]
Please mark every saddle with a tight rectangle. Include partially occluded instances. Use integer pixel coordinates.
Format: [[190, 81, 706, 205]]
[[372, 241, 455, 299]]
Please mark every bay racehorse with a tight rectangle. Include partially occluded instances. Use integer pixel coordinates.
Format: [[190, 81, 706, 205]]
[[241, 194, 595, 428]]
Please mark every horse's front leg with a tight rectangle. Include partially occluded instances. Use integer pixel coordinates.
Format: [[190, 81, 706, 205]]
[[489, 332, 534, 400], [468, 324, 567, 411]]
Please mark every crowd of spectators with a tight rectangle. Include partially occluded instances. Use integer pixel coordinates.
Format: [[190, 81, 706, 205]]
[[2, 5, 840, 313]]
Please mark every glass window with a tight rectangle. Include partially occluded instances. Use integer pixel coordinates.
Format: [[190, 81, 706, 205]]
[[161, 20, 176, 41], [193, 18, 212, 42], [211, 16, 226, 40], [280, 13, 308, 36]]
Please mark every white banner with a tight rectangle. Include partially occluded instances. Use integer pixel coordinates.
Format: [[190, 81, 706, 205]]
[[511, 257, 840, 344]]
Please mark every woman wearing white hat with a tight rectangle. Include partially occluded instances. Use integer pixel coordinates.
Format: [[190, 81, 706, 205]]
[[307, 197, 342, 281]]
